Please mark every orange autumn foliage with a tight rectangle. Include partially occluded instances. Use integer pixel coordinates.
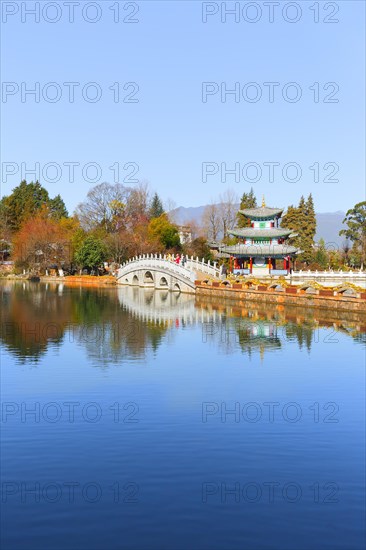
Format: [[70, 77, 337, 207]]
[[13, 207, 73, 273]]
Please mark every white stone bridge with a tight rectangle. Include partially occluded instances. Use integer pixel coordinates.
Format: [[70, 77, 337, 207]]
[[116, 254, 220, 293]]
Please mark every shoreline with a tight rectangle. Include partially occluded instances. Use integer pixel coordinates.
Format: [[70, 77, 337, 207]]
[[3, 275, 366, 313], [3, 275, 117, 286], [195, 281, 366, 314]]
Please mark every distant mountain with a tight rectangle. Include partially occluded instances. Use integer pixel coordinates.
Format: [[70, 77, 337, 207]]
[[171, 204, 215, 226], [171, 206, 346, 246], [314, 212, 346, 246]]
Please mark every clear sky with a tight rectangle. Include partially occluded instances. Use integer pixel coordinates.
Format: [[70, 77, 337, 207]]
[[1, 0, 365, 214]]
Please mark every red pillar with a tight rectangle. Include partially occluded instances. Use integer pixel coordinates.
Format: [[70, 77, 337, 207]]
[[249, 257, 253, 274]]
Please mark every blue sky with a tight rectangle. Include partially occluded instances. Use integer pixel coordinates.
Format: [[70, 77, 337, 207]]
[[1, 0, 365, 214]]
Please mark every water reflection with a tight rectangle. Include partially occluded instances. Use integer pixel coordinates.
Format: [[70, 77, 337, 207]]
[[197, 296, 366, 355], [1, 281, 365, 365]]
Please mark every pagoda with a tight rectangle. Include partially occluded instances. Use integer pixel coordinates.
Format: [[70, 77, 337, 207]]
[[219, 198, 300, 276]]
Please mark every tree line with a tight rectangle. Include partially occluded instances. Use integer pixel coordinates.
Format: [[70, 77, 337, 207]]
[[0, 180, 210, 274], [0, 180, 365, 273]]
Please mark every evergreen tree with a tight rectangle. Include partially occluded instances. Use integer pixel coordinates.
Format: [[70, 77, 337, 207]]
[[1, 181, 69, 230], [149, 193, 164, 219], [339, 201, 366, 268], [302, 194, 316, 262], [314, 238, 328, 268], [2, 180, 50, 231], [305, 194, 316, 239], [74, 236, 107, 272], [281, 205, 301, 247], [281, 195, 316, 264], [298, 195, 306, 220], [297, 196, 309, 262], [49, 194, 68, 220], [281, 205, 298, 234], [237, 188, 257, 227]]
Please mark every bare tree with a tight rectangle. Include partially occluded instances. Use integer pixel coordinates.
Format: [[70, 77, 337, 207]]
[[202, 202, 221, 242], [185, 218, 201, 241], [106, 229, 134, 264], [125, 181, 151, 228], [165, 198, 177, 222], [218, 189, 239, 239], [75, 182, 128, 232]]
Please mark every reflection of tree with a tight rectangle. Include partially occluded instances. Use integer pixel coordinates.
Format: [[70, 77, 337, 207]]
[[2, 282, 366, 365], [282, 323, 313, 352], [1, 282, 169, 365], [1, 282, 67, 362], [145, 321, 166, 353], [196, 296, 366, 358], [353, 333, 366, 345]]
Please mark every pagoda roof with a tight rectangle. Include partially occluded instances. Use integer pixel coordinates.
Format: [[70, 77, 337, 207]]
[[229, 228, 292, 238], [239, 206, 284, 220], [219, 243, 299, 258]]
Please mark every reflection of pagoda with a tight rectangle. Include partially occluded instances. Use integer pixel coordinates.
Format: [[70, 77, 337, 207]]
[[236, 320, 282, 359], [216, 316, 282, 360], [219, 198, 300, 276]]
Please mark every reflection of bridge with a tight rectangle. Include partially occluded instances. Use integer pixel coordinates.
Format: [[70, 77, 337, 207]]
[[116, 255, 220, 293], [117, 287, 282, 359], [117, 286, 223, 325]]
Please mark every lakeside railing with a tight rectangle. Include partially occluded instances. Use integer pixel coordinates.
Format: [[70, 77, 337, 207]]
[[290, 270, 366, 278]]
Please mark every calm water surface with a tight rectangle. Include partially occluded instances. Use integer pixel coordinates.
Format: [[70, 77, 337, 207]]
[[1, 281, 365, 550]]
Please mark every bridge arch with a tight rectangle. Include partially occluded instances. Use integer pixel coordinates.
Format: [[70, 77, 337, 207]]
[[116, 255, 219, 293], [159, 276, 168, 287], [144, 271, 154, 284]]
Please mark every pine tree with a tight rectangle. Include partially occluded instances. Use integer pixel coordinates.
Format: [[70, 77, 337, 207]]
[[1, 181, 70, 230], [49, 195, 68, 220], [305, 194, 316, 240], [2, 180, 50, 231], [237, 188, 257, 228], [149, 193, 164, 219], [281, 205, 300, 246], [299, 195, 316, 263], [315, 238, 328, 268], [281, 195, 316, 264]]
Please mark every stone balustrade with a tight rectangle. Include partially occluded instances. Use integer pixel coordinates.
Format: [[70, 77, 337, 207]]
[[291, 270, 365, 278]]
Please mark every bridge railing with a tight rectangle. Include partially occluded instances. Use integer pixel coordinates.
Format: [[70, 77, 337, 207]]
[[185, 257, 219, 278], [117, 254, 220, 280]]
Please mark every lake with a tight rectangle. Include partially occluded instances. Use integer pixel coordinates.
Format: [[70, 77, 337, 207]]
[[1, 281, 365, 550]]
